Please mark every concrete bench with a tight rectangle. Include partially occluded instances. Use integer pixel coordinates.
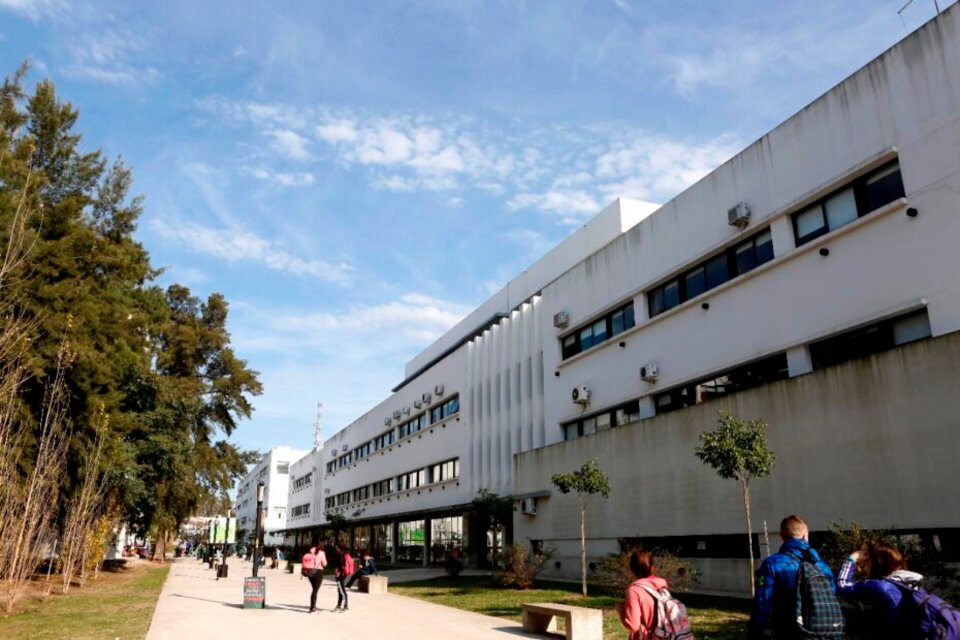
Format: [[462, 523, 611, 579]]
[[521, 602, 602, 640], [359, 574, 388, 593]]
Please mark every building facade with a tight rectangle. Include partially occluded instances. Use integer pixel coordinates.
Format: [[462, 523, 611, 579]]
[[281, 7, 960, 592], [234, 446, 308, 546]]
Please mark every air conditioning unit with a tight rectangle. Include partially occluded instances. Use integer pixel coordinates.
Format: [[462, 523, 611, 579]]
[[422, 392, 432, 403], [553, 311, 570, 329], [727, 202, 751, 228], [520, 497, 538, 515], [384, 417, 392, 425], [393, 410, 402, 420], [330, 449, 337, 457], [571, 386, 591, 405], [341, 444, 348, 452], [640, 362, 660, 383], [402, 407, 411, 416], [413, 400, 422, 409], [434, 384, 445, 396]]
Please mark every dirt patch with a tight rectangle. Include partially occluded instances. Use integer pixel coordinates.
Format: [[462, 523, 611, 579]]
[[0, 558, 159, 610]]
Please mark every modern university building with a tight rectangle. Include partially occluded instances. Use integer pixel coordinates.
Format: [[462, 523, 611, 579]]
[[253, 7, 960, 594]]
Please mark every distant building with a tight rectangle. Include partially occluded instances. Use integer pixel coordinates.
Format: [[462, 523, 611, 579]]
[[234, 446, 308, 546], [279, 6, 960, 593]]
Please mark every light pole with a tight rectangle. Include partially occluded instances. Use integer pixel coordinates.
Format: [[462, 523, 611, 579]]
[[253, 482, 264, 578]]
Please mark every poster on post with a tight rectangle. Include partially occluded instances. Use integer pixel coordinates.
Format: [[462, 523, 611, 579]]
[[213, 517, 227, 544], [226, 517, 237, 544]]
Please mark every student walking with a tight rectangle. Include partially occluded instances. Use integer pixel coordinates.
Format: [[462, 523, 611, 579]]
[[332, 542, 350, 612], [837, 539, 960, 638], [617, 549, 692, 640], [301, 544, 327, 613], [748, 515, 843, 640]]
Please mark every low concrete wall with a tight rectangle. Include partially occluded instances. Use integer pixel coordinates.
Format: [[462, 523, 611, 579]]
[[514, 331, 960, 593]]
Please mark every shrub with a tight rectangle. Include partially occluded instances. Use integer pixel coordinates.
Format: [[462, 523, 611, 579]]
[[598, 544, 699, 593], [496, 542, 552, 589]]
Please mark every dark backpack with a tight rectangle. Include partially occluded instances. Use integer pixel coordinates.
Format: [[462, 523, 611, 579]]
[[885, 579, 960, 640], [793, 550, 844, 639]]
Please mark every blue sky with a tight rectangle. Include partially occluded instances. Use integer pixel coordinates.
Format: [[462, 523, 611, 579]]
[[0, 0, 952, 454]]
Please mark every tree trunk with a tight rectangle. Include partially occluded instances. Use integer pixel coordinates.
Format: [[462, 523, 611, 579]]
[[742, 478, 754, 598], [152, 528, 166, 562], [580, 502, 587, 597]]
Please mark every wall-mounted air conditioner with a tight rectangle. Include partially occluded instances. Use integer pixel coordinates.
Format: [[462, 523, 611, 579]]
[[520, 497, 538, 515], [393, 410, 402, 420], [403, 407, 411, 416], [640, 362, 660, 383], [571, 386, 590, 405], [384, 417, 392, 425], [341, 444, 348, 452], [414, 400, 422, 409], [422, 392, 432, 403], [434, 384, 445, 396], [727, 202, 750, 228], [553, 311, 570, 329]]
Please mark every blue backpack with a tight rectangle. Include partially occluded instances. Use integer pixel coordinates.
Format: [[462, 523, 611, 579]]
[[886, 579, 960, 640], [793, 550, 845, 639]]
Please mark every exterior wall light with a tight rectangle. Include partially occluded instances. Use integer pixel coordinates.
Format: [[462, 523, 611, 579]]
[[906, 207, 919, 217], [819, 247, 830, 257]]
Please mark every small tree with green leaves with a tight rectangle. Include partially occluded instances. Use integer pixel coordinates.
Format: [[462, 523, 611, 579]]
[[551, 458, 611, 596], [695, 410, 776, 597], [470, 489, 513, 573]]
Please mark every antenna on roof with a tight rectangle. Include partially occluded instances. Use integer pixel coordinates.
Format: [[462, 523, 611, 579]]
[[313, 402, 324, 450]]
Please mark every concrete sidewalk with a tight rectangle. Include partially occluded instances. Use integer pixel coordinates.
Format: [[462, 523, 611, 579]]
[[146, 558, 534, 640]]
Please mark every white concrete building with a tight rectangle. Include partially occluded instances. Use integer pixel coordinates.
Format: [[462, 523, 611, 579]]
[[235, 446, 308, 546], [284, 7, 960, 592]]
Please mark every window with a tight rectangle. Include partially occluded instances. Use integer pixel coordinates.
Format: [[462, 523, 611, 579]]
[[374, 429, 395, 450], [793, 161, 905, 245], [398, 468, 427, 491], [430, 395, 460, 423], [648, 227, 774, 318], [352, 486, 370, 502], [560, 302, 636, 360], [325, 497, 334, 509], [292, 503, 310, 518], [398, 413, 427, 438], [809, 310, 931, 370], [562, 399, 642, 441], [654, 353, 789, 415], [276, 462, 289, 474], [429, 458, 459, 483], [293, 472, 313, 491], [354, 442, 371, 460], [326, 461, 335, 474], [372, 478, 395, 497]]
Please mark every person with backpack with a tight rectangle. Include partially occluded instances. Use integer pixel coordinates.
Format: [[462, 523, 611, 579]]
[[331, 542, 351, 612], [837, 539, 960, 639], [301, 544, 327, 613], [617, 548, 693, 639], [748, 515, 844, 640]]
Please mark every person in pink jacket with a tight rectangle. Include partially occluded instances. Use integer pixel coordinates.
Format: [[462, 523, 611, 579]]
[[618, 549, 670, 640]]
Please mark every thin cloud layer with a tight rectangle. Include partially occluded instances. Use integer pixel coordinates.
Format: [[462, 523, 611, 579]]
[[151, 219, 353, 285]]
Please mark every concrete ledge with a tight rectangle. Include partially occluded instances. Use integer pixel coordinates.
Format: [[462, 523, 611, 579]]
[[360, 574, 388, 593], [521, 602, 602, 640]]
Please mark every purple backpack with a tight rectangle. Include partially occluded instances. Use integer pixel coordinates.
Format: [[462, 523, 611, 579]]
[[886, 579, 960, 640]]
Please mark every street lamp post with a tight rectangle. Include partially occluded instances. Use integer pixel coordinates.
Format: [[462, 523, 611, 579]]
[[253, 482, 264, 578]]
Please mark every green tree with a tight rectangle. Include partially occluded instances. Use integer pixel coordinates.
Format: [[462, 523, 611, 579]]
[[695, 410, 776, 597], [470, 489, 514, 573], [551, 458, 611, 596]]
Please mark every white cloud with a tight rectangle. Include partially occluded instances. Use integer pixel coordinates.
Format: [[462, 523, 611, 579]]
[[244, 166, 315, 187], [508, 190, 601, 218], [0, 0, 65, 20], [151, 219, 352, 285], [315, 119, 358, 143], [268, 128, 312, 161], [61, 28, 160, 87]]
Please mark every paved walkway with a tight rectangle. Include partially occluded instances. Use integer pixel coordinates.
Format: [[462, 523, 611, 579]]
[[147, 558, 537, 640]]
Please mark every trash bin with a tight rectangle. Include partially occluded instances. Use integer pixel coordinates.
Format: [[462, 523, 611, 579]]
[[217, 563, 229, 579]]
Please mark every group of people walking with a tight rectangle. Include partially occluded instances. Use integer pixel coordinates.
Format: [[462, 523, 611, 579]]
[[618, 514, 959, 640], [300, 542, 378, 613]]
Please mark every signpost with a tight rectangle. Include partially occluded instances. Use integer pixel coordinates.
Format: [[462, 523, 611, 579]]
[[243, 576, 266, 609]]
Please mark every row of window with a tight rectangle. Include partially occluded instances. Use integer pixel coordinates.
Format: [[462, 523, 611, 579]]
[[793, 162, 904, 246], [562, 308, 932, 441], [292, 472, 312, 492], [648, 228, 773, 319], [326, 395, 461, 474], [291, 503, 311, 517], [324, 458, 460, 510], [561, 302, 636, 360], [562, 399, 642, 441]]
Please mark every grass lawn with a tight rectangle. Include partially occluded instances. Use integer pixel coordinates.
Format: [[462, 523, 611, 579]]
[[0, 560, 170, 640], [391, 576, 749, 640]]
